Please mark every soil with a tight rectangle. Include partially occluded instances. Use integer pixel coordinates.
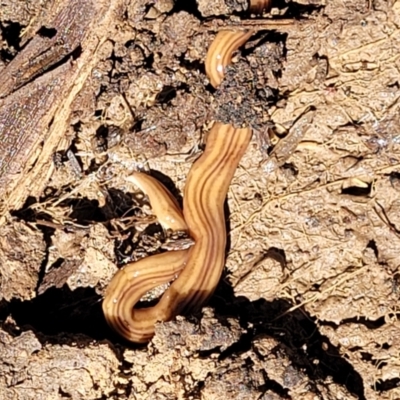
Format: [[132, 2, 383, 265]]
[[1, 0, 400, 399]]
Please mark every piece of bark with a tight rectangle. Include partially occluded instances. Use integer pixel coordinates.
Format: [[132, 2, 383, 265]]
[[0, 0, 122, 219], [0, 0, 98, 98]]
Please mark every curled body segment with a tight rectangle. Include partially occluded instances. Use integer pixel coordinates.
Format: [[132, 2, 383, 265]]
[[103, 172, 189, 342], [126, 171, 187, 232], [104, 122, 251, 343], [205, 30, 254, 88], [102, 250, 189, 342]]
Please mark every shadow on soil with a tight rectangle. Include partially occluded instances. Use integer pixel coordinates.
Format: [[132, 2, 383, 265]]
[[0, 277, 365, 399], [211, 281, 366, 399]]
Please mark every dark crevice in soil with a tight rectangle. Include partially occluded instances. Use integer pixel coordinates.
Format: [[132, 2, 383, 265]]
[[0, 21, 23, 59], [245, 30, 286, 51], [140, 42, 156, 70], [209, 279, 366, 400], [320, 316, 386, 330], [34, 224, 56, 292], [389, 171, 400, 188], [281, 1, 325, 19], [155, 85, 177, 103], [10, 196, 39, 221], [185, 380, 204, 398], [375, 377, 400, 392], [154, 82, 194, 105], [37, 26, 57, 39], [14, 196, 106, 224], [173, 0, 203, 20], [341, 182, 372, 196], [19, 185, 147, 227], [360, 352, 375, 363], [258, 377, 291, 399], [281, 162, 299, 176], [366, 239, 379, 258], [59, 386, 76, 398], [1, 286, 108, 345], [178, 54, 205, 75], [259, 375, 290, 399]]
